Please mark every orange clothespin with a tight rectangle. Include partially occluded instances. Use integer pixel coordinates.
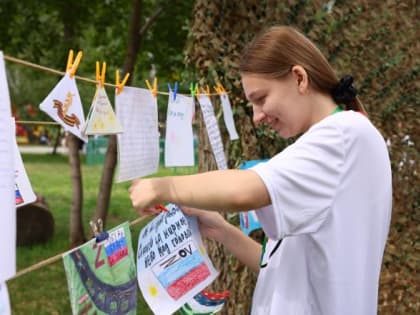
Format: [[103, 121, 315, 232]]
[[201, 85, 211, 97], [214, 83, 226, 95], [116, 70, 130, 95], [66, 49, 83, 78], [145, 77, 158, 97], [96, 61, 107, 87]]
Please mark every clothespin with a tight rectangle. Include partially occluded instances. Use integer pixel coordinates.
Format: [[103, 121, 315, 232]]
[[201, 85, 211, 96], [66, 49, 83, 78], [214, 83, 226, 95], [145, 77, 158, 97], [167, 82, 178, 101], [154, 204, 168, 212], [89, 218, 109, 243], [96, 61, 107, 88], [190, 83, 198, 98], [116, 70, 130, 95]]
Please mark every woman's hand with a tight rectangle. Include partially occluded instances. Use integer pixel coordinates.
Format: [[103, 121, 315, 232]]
[[181, 206, 230, 244], [129, 178, 161, 216], [182, 206, 262, 272]]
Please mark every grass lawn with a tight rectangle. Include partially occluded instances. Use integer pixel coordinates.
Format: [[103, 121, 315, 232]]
[[7, 153, 197, 315]]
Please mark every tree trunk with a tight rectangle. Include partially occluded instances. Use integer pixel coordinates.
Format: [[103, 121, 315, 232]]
[[93, 0, 167, 229], [67, 133, 85, 247], [195, 105, 259, 314]]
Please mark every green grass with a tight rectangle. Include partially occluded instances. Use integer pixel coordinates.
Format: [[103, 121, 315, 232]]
[[7, 153, 197, 315]]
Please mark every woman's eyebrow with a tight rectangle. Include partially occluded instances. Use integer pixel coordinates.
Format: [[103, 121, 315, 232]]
[[248, 90, 263, 101]]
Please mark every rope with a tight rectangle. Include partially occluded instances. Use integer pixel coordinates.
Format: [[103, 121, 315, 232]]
[[3, 54, 221, 96], [10, 215, 150, 280], [16, 120, 60, 125]]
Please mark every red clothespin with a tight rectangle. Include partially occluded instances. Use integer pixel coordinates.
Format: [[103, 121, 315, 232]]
[[116, 70, 130, 95], [145, 77, 158, 97], [155, 204, 168, 212], [66, 49, 83, 78]]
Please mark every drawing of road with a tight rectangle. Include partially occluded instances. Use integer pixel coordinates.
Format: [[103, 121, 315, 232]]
[[70, 250, 137, 314]]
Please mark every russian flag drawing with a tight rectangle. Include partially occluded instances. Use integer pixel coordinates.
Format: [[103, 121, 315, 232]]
[[152, 242, 210, 300], [104, 228, 128, 267]]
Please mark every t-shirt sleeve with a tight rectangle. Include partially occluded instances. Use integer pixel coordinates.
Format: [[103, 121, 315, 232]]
[[251, 123, 345, 240]]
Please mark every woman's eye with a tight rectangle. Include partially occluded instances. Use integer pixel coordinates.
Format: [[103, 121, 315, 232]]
[[255, 96, 265, 104]]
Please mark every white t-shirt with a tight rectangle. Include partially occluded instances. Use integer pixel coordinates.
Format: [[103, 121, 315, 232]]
[[250, 111, 392, 315]]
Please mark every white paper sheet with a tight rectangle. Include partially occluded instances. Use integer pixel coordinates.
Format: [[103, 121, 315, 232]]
[[84, 87, 123, 135], [0, 283, 11, 315], [137, 204, 218, 315], [0, 52, 16, 282], [164, 93, 195, 167], [115, 87, 160, 182], [219, 93, 239, 140], [14, 126, 36, 207], [39, 73, 87, 142], [197, 95, 227, 169]]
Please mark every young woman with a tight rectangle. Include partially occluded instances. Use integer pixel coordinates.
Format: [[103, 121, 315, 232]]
[[130, 26, 392, 315]]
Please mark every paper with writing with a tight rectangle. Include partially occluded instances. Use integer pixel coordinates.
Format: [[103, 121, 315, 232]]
[[0, 52, 16, 282], [84, 86, 123, 135], [137, 204, 218, 315], [115, 87, 160, 182], [165, 93, 195, 167], [219, 93, 239, 140], [197, 95, 227, 170]]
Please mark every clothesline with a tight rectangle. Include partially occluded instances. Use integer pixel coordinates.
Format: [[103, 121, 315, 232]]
[[16, 120, 60, 125], [9, 215, 150, 280], [3, 54, 223, 96]]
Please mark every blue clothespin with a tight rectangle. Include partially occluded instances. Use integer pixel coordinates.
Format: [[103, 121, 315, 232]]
[[167, 82, 178, 101], [90, 218, 109, 243]]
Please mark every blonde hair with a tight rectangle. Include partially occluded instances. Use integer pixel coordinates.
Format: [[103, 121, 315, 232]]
[[240, 26, 366, 113]]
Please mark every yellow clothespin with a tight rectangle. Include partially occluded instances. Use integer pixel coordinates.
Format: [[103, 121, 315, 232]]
[[195, 84, 200, 98], [116, 70, 130, 95], [96, 61, 107, 88], [145, 77, 158, 97], [214, 83, 226, 95], [201, 85, 211, 96], [66, 49, 83, 78]]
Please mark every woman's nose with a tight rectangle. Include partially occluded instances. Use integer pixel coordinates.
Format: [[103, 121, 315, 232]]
[[253, 109, 266, 126]]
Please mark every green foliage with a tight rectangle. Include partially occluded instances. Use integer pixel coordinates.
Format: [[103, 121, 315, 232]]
[[0, 0, 194, 113]]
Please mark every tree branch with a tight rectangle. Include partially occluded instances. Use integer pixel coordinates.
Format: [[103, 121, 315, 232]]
[[139, 5, 165, 36]]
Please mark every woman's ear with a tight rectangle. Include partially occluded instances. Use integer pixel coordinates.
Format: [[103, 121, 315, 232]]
[[291, 65, 309, 94]]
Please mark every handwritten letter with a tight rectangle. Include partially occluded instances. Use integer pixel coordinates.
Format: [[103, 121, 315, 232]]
[[197, 95, 227, 170], [137, 204, 218, 315], [115, 87, 160, 182], [164, 93, 195, 167]]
